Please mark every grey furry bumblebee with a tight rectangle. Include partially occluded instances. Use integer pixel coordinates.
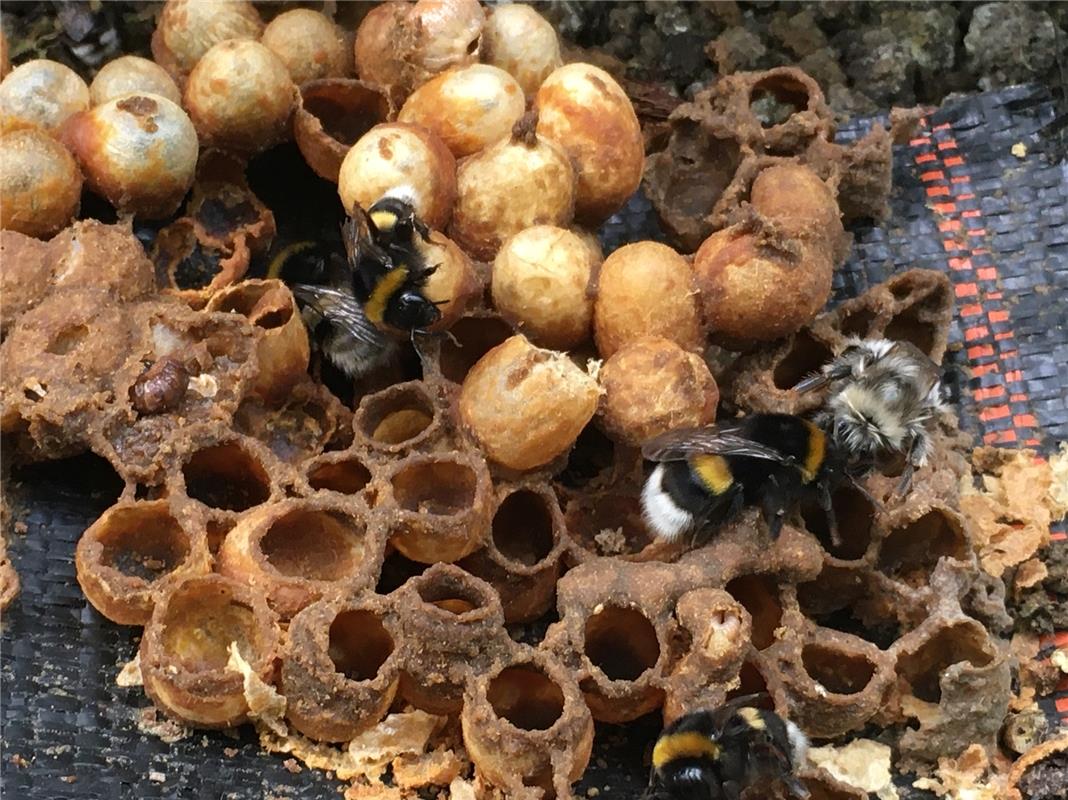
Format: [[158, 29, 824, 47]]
[[793, 338, 945, 490], [640, 413, 845, 546], [645, 695, 809, 800]]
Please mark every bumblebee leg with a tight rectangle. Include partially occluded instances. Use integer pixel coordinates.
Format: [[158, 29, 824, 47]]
[[895, 463, 915, 496], [784, 775, 811, 799], [818, 480, 841, 547], [896, 434, 928, 496], [847, 473, 882, 511], [761, 477, 787, 540], [721, 778, 743, 800], [414, 216, 433, 243]]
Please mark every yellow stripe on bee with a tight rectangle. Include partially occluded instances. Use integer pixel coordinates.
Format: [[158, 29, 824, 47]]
[[692, 454, 733, 495], [364, 267, 409, 324], [802, 421, 825, 483], [652, 732, 721, 769], [737, 707, 766, 730], [265, 241, 316, 280], [370, 209, 398, 232]]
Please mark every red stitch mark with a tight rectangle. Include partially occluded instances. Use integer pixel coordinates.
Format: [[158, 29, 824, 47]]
[[995, 331, 1014, 341], [957, 193, 975, 200], [965, 326, 990, 341], [916, 153, 937, 164], [975, 386, 1005, 401], [977, 267, 997, 280], [927, 186, 950, 197], [1001, 349, 1019, 359], [910, 137, 932, 146], [949, 257, 972, 270], [951, 176, 970, 184], [979, 406, 1010, 421], [944, 155, 964, 166], [1005, 370, 1023, 382], [1010, 393, 1027, 403], [939, 220, 962, 233], [1056, 697, 1068, 713], [1014, 414, 1038, 428], [983, 429, 1017, 444], [962, 209, 981, 218], [920, 170, 945, 181], [989, 309, 1009, 323], [933, 202, 957, 214], [972, 363, 999, 377], [933, 122, 952, 132], [937, 140, 958, 150], [969, 228, 987, 237], [960, 303, 983, 317], [1026, 438, 1043, 448], [968, 344, 995, 358], [956, 283, 979, 298], [987, 291, 1002, 299]]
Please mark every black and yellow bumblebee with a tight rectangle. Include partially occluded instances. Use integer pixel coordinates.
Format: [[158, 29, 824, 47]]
[[645, 695, 809, 800], [268, 195, 443, 381], [346, 195, 442, 334], [640, 413, 846, 546]]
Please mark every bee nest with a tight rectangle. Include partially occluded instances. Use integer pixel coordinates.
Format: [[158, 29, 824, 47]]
[[0, 9, 1027, 799]]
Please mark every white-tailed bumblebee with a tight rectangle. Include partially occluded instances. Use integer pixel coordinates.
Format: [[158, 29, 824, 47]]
[[267, 193, 444, 381], [289, 283, 398, 380], [640, 413, 844, 546], [793, 338, 945, 491], [344, 195, 442, 334], [645, 695, 809, 800]]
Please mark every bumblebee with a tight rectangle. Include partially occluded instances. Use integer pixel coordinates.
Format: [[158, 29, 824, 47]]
[[289, 283, 397, 381], [793, 338, 945, 492], [344, 195, 442, 334], [267, 194, 443, 381], [645, 695, 810, 800], [640, 414, 843, 546]]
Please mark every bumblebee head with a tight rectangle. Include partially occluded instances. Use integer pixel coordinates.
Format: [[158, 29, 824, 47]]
[[829, 382, 906, 458], [369, 196, 421, 244], [388, 287, 441, 331]]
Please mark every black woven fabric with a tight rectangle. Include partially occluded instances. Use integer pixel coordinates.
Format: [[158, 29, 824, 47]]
[[3, 84, 1066, 799]]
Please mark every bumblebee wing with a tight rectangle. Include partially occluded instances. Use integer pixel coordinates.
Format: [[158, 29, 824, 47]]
[[792, 372, 832, 393], [793, 360, 853, 393], [642, 426, 794, 465], [340, 212, 364, 266], [290, 284, 384, 348], [706, 693, 770, 734], [341, 210, 392, 272]]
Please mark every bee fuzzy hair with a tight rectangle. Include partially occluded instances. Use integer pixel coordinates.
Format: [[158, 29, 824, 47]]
[[379, 184, 420, 209], [641, 464, 694, 542]]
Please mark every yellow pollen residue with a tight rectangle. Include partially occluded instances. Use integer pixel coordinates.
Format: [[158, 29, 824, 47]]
[[693, 455, 733, 495], [738, 707, 765, 730], [652, 731, 721, 768], [802, 422, 825, 482], [370, 209, 398, 232], [364, 267, 409, 324]]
